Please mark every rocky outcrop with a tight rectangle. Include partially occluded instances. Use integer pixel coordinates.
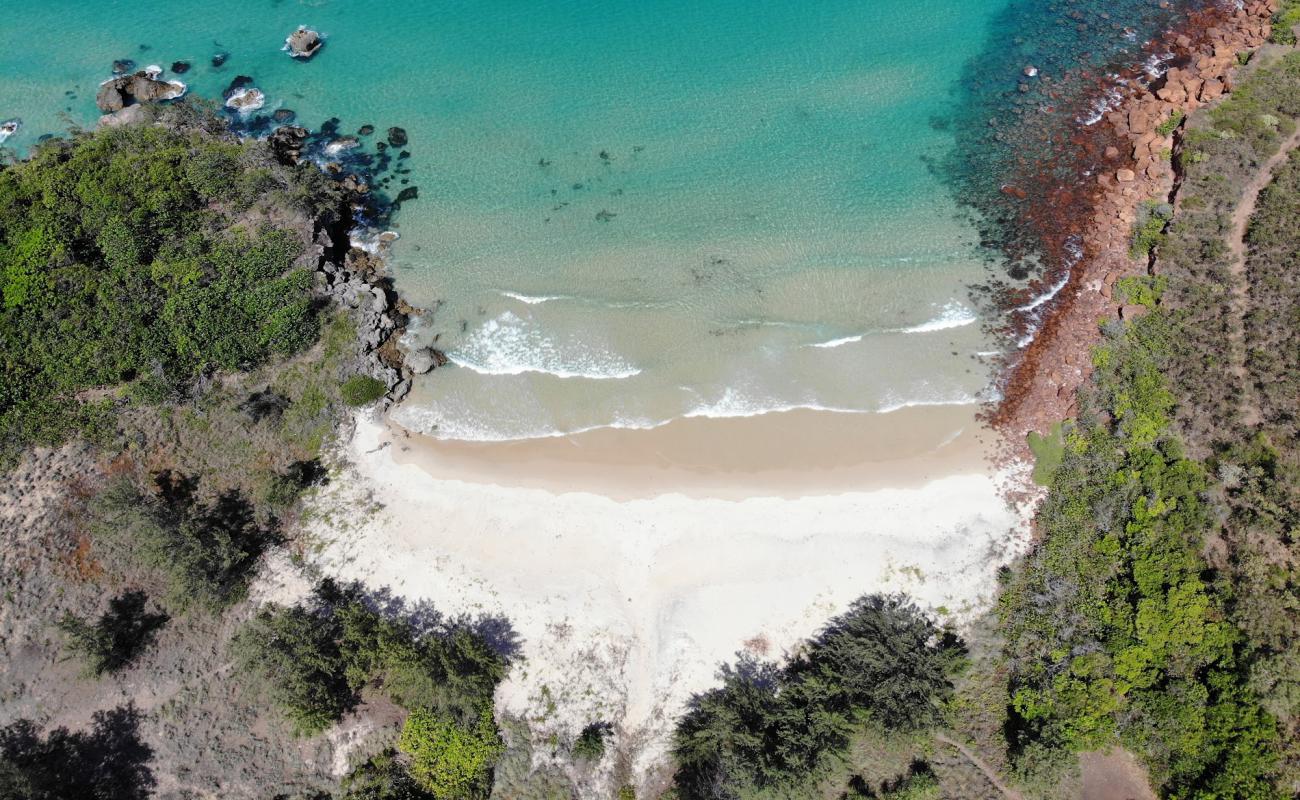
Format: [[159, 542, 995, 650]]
[[224, 87, 266, 114], [995, 0, 1279, 446], [286, 27, 323, 59], [95, 71, 186, 112]]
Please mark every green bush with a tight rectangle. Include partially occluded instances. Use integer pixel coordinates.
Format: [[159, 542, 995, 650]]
[[1273, 0, 1300, 44], [1155, 109, 1185, 137], [573, 722, 611, 761], [340, 375, 388, 406], [1129, 201, 1173, 259], [398, 709, 502, 800]]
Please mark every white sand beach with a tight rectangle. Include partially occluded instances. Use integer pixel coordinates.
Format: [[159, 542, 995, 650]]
[[276, 406, 1030, 788]]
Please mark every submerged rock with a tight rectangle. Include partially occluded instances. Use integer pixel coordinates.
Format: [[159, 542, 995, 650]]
[[272, 108, 296, 123], [358, 124, 375, 136], [171, 60, 191, 74], [111, 58, 135, 75], [386, 126, 407, 147], [324, 135, 360, 155], [285, 26, 323, 59], [394, 186, 418, 203], [211, 51, 229, 68]]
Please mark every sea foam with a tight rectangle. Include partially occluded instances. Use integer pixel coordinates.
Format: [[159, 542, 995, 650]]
[[449, 311, 641, 380]]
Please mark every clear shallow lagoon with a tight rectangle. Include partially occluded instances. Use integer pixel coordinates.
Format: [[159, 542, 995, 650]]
[[0, 0, 1193, 441]]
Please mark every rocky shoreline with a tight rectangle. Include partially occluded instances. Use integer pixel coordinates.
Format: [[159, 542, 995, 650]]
[[991, 0, 1279, 448]]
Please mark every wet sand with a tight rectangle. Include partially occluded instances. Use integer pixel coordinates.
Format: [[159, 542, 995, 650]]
[[384, 403, 993, 500]]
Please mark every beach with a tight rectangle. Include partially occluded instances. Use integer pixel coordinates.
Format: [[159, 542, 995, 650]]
[[276, 406, 1029, 782]]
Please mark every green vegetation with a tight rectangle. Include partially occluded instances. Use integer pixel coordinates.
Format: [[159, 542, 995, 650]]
[[671, 594, 959, 798], [1155, 109, 1185, 137], [0, 116, 342, 468], [1273, 0, 1300, 45], [1027, 421, 1067, 486], [573, 722, 611, 761], [341, 374, 388, 406], [338, 751, 435, 800], [997, 307, 1281, 796], [1129, 200, 1174, 259], [87, 475, 275, 613], [234, 580, 506, 738], [399, 709, 502, 799], [56, 590, 168, 676]]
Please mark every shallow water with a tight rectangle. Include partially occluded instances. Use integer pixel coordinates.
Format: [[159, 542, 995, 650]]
[[0, 0, 1202, 441]]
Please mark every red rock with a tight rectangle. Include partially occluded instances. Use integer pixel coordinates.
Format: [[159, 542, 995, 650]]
[[1116, 168, 1136, 182]]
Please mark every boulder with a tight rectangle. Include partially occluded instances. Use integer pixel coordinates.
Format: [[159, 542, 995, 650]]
[[224, 87, 265, 113], [404, 347, 448, 374], [95, 72, 185, 112], [268, 125, 308, 165], [95, 82, 127, 113], [286, 26, 323, 59], [98, 105, 147, 128], [1116, 168, 1136, 182]]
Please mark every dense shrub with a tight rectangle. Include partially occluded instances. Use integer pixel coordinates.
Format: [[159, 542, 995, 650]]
[[337, 751, 435, 800], [398, 709, 502, 799], [340, 375, 388, 406], [234, 581, 506, 737], [672, 594, 958, 799], [88, 476, 274, 613], [573, 722, 611, 761], [0, 119, 335, 467]]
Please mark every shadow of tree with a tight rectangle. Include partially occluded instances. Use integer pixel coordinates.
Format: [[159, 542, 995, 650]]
[[326, 580, 523, 664], [58, 589, 169, 676], [0, 706, 154, 800]]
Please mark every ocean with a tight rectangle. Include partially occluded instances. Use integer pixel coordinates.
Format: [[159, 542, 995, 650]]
[[0, 0, 1202, 441]]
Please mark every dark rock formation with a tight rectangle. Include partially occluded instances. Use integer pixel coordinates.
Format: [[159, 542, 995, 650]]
[[95, 72, 186, 113], [211, 52, 229, 68], [170, 60, 191, 74], [267, 126, 308, 165], [386, 127, 407, 147]]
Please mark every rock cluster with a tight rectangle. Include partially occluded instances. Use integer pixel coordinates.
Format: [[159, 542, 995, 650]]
[[1091, 2, 1276, 256], [95, 70, 186, 113]]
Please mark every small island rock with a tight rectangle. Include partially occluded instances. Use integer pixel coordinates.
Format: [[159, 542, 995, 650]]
[[286, 26, 323, 59]]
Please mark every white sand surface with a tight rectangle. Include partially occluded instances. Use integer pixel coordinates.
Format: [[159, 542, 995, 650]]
[[280, 412, 1028, 789]]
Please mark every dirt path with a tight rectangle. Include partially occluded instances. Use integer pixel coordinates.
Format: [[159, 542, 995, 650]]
[[934, 732, 1024, 800], [1224, 126, 1300, 428]]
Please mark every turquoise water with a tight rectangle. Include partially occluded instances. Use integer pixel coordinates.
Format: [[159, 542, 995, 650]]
[[0, 0, 1196, 440]]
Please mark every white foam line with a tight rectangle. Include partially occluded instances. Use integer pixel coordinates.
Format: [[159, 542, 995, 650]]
[[446, 355, 641, 381]]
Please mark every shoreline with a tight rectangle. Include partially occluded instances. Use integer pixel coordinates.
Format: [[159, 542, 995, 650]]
[[382, 403, 995, 501], [991, 0, 1279, 446]]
